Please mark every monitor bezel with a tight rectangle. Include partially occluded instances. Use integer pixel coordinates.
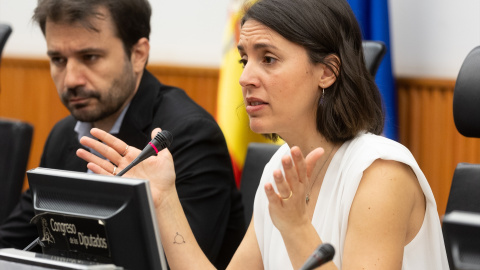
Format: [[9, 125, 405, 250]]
[[27, 167, 167, 270]]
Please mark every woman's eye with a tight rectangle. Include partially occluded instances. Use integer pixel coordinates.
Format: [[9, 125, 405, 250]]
[[239, 59, 247, 68], [264, 56, 276, 64]]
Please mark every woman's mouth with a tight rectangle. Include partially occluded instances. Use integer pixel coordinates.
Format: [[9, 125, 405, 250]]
[[246, 98, 268, 114]]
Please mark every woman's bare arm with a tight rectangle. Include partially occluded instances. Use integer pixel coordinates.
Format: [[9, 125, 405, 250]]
[[342, 159, 425, 269], [76, 128, 265, 270]]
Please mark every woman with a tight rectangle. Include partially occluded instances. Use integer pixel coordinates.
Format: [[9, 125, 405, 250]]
[[77, 0, 449, 268]]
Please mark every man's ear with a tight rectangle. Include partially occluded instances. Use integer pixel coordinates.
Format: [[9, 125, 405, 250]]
[[319, 54, 340, 88], [131, 37, 150, 73]]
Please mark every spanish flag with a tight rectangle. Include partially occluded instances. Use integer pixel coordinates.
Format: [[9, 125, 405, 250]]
[[216, 0, 273, 186]]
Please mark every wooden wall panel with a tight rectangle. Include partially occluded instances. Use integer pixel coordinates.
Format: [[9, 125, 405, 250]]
[[0, 58, 69, 191], [0, 58, 218, 191], [147, 64, 219, 116], [397, 78, 480, 218]]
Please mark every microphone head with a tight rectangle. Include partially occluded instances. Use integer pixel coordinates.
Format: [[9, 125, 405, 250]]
[[318, 243, 335, 261], [299, 243, 335, 270], [153, 130, 173, 149]]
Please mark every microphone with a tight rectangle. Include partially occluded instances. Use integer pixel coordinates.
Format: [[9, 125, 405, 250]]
[[116, 130, 173, 177], [299, 243, 335, 270]]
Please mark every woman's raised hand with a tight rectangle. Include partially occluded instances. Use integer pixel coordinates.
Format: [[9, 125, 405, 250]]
[[76, 127, 176, 208], [264, 146, 325, 232]]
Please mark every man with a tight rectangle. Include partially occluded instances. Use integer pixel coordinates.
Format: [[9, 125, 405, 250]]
[[0, 0, 245, 268]]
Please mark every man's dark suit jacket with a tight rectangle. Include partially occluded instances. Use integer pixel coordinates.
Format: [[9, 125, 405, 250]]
[[0, 70, 245, 269]]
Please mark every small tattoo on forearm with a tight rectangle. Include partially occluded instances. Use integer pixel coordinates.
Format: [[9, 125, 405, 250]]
[[173, 232, 185, 244]]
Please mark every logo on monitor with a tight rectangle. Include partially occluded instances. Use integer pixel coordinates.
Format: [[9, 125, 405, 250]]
[[40, 217, 56, 244]]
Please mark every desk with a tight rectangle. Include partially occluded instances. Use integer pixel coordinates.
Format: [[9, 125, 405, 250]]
[[0, 248, 122, 270]]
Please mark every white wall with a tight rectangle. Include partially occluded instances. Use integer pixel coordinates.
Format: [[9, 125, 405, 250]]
[[389, 0, 480, 78], [0, 0, 230, 67], [1, 0, 479, 78]]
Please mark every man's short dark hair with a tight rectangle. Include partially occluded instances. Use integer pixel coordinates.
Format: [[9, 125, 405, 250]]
[[33, 0, 151, 57]]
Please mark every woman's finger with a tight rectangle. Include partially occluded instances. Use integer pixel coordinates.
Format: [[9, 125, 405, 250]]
[[76, 148, 118, 175], [282, 152, 304, 194], [264, 182, 282, 205], [90, 128, 130, 159], [275, 156, 295, 196], [86, 162, 110, 175], [76, 148, 114, 169], [151, 127, 162, 139], [77, 129, 125, 165], [79, 135, 118, 162], [290, 146, 308, 184]]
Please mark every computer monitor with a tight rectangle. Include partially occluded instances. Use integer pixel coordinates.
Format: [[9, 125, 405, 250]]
[[26, 167, 167, 270], [443, 210, 480, 270]]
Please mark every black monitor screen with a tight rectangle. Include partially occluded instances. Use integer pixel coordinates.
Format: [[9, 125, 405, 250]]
[[443, 210, 480, 270], [27, 167, 167, 270]]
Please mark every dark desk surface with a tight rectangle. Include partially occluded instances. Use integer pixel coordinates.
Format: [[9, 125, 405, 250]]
[[0, 248, 122, 270]]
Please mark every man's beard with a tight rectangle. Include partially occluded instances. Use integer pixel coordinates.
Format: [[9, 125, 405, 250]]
[[61, 62, 136, 123]]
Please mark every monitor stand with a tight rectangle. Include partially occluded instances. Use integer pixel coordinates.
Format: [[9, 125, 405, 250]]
[[0, 248, 123, 270]]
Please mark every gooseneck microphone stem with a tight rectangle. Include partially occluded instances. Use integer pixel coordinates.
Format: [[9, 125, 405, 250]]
[[116, 130, 173, 177]]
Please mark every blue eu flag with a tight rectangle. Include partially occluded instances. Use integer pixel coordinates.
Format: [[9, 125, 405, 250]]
[[347, 0, 398, 141]]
